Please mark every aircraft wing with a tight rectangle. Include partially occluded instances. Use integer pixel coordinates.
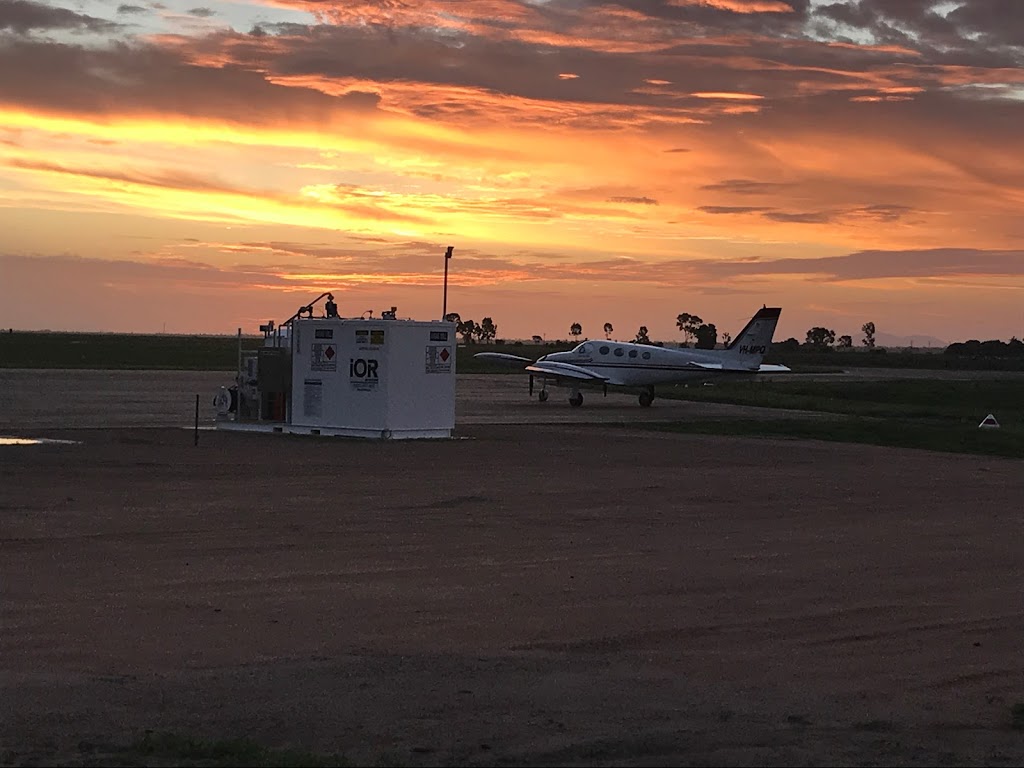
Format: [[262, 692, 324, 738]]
[[757, 364, 791, 372], [474, 353, 609, 383], [474, 352, 535, 366], [525, 360, 608, 382]]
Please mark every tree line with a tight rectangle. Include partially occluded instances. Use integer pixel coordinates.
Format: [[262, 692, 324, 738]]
[[443, 313, 498, 344], [792, 322, 877, 350], [445, 312, 888, 350]]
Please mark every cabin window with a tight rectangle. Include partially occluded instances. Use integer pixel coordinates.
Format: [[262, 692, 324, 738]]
[[577, 344, 589, 354], [642, 351, 651, 359], [599, 346, 610, 355], [628, 349, 638, 358], [614, 348, 624, 357]]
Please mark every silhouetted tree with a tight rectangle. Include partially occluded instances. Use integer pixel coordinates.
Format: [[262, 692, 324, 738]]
[[861, 321, 876, 349], [721, 331, 732, 346], [457, 319, 478, 344], [805, 327, 836, 348], [603, 322, 613, 339], [570, 322, 583, 340], [531, 335, 543, 343], [693, 323, 718, 350], [676, 313, 703, 346], [634, 326, 651, 344], [443, 312, 461, 325], [837, 335, 853, 348], [477, 317, 497, 343]]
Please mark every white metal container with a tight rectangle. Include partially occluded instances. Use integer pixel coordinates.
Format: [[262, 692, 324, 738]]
[[287, 318, 456, 438]]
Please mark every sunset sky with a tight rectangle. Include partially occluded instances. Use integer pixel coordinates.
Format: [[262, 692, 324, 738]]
[[1, 0, 1022, 343]]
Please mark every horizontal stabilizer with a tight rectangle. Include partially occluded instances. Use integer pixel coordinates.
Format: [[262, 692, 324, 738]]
[[474, 352, 534, 366], [688, 361, 791, 373], [688, 361, 767, 372], [526, 360, 608, 382]]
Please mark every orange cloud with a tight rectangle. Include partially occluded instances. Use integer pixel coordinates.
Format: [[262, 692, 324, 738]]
[[689, 92, 764, 99], [667, 0, 794, 12]]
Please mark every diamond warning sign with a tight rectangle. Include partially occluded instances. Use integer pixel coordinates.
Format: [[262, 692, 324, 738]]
[[425, 345, 453, 374], [311, 343, 337, 372]]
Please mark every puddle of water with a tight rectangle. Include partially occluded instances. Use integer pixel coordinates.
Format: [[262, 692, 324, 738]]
[[0, 436, 80, 446]]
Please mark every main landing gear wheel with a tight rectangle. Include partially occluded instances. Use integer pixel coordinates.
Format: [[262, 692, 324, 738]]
[[638, 391, 654, 407], [537, 390, 549, 402], [569, 392, 584, 408]]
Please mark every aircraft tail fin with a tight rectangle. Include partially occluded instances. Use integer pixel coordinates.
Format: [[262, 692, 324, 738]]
[[726, 306, 781, 366]]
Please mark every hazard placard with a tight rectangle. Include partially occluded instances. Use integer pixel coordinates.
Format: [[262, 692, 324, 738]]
[[425, 345, 453, 374], [311, 343, 337, 372]]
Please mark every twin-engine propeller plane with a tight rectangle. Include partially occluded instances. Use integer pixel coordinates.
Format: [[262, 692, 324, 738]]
[[475, 306, 790, 407]]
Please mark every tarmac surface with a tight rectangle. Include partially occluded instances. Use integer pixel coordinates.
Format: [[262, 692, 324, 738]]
[[0, 369, 833, 432], [2, 369, 1024, 766]]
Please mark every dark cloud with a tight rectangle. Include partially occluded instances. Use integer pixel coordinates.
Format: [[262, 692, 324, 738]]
[[607, 0, 810, 34], [200, 2, 937, 119], [116, 5, 148, 15], [0, 0, 121, 33], [187, 7, 216, 18], [948, 0, 1024, 48], [700, 179, 790, 195], [763, 210, 834, 224], [812, 0, 1023, 65], [701, 248, 1024, 281], [813, 1, 873, 28], [1, 0, 1021, 140], [698, 203, 915, 225], [0, 38, 371, 124], [853, 203, 913, 222], [698, 205, 773, 214], [607, 195, 658, 204]]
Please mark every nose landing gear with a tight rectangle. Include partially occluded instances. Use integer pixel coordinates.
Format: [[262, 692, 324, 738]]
[[569, 391, 584, 407], [638, 387, 655, 407]]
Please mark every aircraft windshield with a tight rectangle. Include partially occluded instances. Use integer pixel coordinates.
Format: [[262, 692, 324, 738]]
[[575, 343, 590, 354]]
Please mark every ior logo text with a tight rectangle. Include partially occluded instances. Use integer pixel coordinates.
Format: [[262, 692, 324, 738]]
[[350, 358, 379, 378], [349, 358, 380, 391]]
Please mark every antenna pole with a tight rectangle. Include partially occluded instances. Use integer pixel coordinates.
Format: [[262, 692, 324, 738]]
[[442, 246, 453, 319]]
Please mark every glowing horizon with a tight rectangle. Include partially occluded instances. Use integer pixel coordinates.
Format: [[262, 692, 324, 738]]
[[1, 0, 1022, 344]]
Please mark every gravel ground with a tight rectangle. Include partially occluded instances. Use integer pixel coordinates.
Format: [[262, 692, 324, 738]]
[[2, 371, 1023, 766]]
